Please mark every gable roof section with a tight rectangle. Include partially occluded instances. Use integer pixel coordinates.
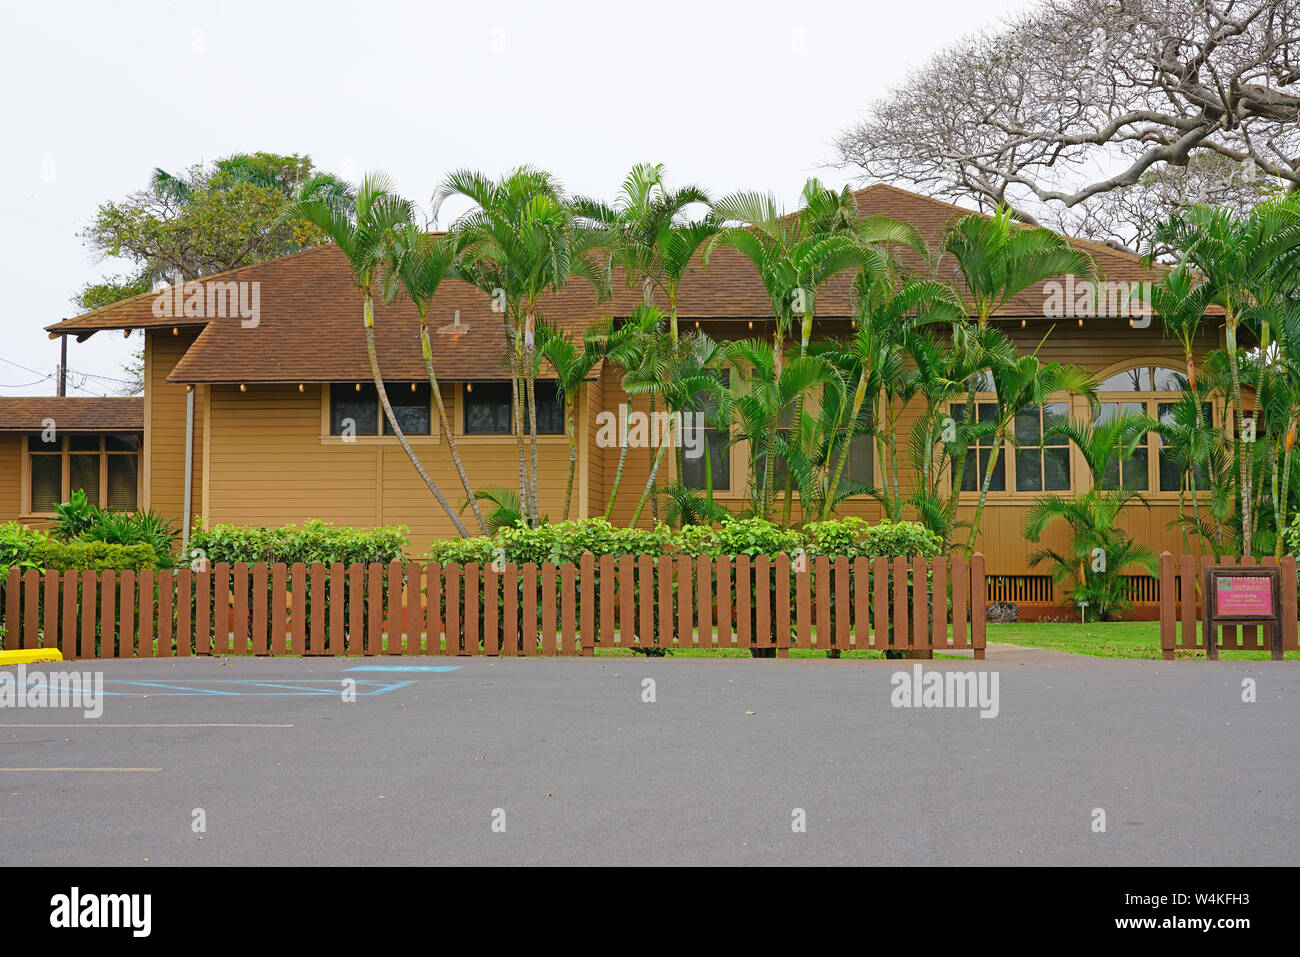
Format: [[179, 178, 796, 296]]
[[44, 183, 1176, 385], [0, 397, 143, 432]]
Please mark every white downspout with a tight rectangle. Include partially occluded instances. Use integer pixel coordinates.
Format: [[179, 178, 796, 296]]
[[181, 385, 194, 558]]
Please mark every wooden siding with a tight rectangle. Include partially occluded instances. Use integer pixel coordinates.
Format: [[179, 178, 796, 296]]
[[146, 328, 204, 530], [0, 433, 21, 523]]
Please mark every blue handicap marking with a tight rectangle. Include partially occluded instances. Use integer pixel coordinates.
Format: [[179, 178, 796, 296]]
[[344, 665, 462, 673]]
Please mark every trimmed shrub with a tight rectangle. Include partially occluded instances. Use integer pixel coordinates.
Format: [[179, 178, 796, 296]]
[[188, 520, 409, 567], [22, 540, 159, 572]]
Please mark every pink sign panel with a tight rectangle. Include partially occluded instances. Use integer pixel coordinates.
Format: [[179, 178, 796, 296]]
[[1215, 576, 1274, 616]]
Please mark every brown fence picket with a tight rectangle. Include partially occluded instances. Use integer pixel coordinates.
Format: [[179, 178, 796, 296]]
[[931, 557, 947, 650], [638, 556, 654, 652], [233, 562, 250, 655], [24, 569, 39, 651], [521, 563, 537, 656], [3, 569, 17, 650], [774, 553, 791, 657], [196, 568, 211, 656], [1159, 552, 1175, 659], [484, 562, 499, 656], [735, 555, 750, 650], [100, 571, 117, 658], [269, 563, 287, 655], [157, 569, 173, 658], [617, 555, 632, 648], [365, 563, 382, 655], [911, 557, 927, 653], [348, 563, 364, 656], [541, 562, 557, 656], [1284, 556, 1299, 651], [754, 555, 771, 652], [853, 557, 868, 651], [813, 556, 829, 652], [503, 563, 519, 656], [678, 556, 694, 650], [175, 568, 192, 657], [796, 559, 811, 649], [891, 558, 908, 651], [213, 563, 230, 656], [308, 562, 325, 655], [247, 563, 263, 656], [583, 553, 597, 656], [404, 561, 423, 655], [329, 563, 345, 655], [426, 563, 443, 654], [118, 570, 134, 659], [137, 568, 153, 659], [446, 562, 462, 656], [951, 554, 968, 648], [561, 562, 576, 655], [384, 561, 401, 655], [835, 556, 850, 655], [657, 555, 673, 650], [971, 553, 986, 660], [697, 555, 712, 651], [716, 557, 732, 650], [465, 563, 481, 656]]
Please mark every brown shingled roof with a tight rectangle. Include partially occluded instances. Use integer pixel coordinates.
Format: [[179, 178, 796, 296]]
[[0, 397, 143, 432], [45, 183, 1177, 385]]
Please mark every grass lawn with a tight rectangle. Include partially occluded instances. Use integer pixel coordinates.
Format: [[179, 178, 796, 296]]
[[989, 620, 1300, 661]]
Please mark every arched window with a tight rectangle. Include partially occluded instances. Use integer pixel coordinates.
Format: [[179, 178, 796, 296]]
[[1094, 364, 1211, 493]]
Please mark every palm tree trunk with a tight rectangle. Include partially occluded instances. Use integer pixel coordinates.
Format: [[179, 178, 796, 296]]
[[421, 318, 487, 535], [631, 424, 671, 526], [944, 381, 978, 552], [825, 372, 868, 521], [1279, 421, 1296, 559], [605, 439, 631, 520], [965, 429, 1002, 558], [510, 340, 532, 526], [364, 293, 467, 537], [524, 310, 541, 525], [1226, 319, 1253, 556], [561, 397, 578, 522]]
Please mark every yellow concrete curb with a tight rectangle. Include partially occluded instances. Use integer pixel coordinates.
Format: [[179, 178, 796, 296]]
[[0, 649, 65, 665]]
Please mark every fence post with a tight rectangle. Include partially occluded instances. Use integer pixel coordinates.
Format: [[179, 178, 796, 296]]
[[971, 553, 986, 660], [1158, 552, 1175, 660]]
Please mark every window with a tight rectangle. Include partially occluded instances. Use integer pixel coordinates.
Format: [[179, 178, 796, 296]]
[[681, 370, 730, 491], [463, 381, 564, 435], [834, 405, 873, 493], [1014, 403, 1070, 492], [329, 383, 432, 436], [26, 433, 140, 514], [1095, 365, 1208, 493], [951, 402, 1005, 492]]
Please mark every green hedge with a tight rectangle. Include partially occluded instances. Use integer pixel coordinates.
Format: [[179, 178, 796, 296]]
[[5, 539, 160, 573], [187, 519, 409, 567]]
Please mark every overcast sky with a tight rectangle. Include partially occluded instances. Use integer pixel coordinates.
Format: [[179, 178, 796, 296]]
[[0, 0, 1028, 397]]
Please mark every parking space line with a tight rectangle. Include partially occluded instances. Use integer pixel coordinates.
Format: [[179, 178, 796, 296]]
[[0, 723, 295, 728], [0, 767, 163, 772]]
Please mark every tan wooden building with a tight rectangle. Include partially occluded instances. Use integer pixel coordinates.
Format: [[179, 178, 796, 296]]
[[1, 185, 1218, 615]]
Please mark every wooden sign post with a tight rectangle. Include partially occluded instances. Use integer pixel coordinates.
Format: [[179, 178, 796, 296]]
[[1201, 566, 1283, 661]]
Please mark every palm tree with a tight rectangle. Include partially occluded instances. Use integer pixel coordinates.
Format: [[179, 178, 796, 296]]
[[537, 320, 615, 521], [435, 167, 612, 526], [940, 205, 1098, 548], [1152, 197, 1300, 556], [964, 342, 1098, 557], [289, 172, 468, 536], [708, 185, 921, 524], [380, 222, 487, 535]]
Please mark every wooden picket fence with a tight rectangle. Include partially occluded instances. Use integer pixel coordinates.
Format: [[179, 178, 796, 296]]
[[1158, 551, 1299, 659], [1, 553, 986, 661]]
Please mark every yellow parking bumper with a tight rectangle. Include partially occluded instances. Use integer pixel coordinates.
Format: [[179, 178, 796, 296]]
[[0, 648, 64, 665]]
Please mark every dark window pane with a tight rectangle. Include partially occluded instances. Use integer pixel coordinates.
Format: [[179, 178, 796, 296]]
[[681, 429, 729, 491], [978, 448, 1005, 492], [1128, 447, 1150, 491], [1043, 447, 1070, 490], [1014, 406, 1042, 445], [846, 432, 873, 487], [69, 435, 100, 452], [1043, 403, 1068, 434], [465, 382, 513, 435], [27, 432, 60, 450], [1016, 449, 1043, 491], [107, 455, 138, 510], [105, 434, 139, 452], [528, 381, 565, 435], [331, 384, 379, 435], [30, 455, 62, 512], [1101, 456, 1121, 489], [384, 383, 432, 436], [70, 455, 99, 505], [1158, 450, 1182, 492]]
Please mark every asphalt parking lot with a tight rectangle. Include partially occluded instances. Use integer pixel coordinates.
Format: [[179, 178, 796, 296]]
[[1, 646, 1296, 866]]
